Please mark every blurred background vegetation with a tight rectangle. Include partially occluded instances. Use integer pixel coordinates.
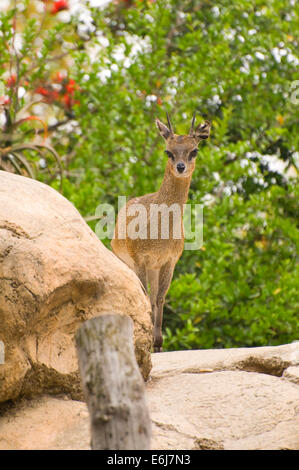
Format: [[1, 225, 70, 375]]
[[0, 0, 298, 350]]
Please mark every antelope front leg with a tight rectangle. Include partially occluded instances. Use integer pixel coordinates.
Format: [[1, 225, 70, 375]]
[[148, 269, 159, 325], [135, 263, 148, 293], [154, 261, 175, 352]]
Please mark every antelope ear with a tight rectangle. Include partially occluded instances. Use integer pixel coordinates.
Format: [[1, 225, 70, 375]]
[[195, 120, 211, 142], [156, 119, 172, 140]]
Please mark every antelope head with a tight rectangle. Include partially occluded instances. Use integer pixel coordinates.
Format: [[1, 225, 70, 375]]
[[156, 113, 211, 178]]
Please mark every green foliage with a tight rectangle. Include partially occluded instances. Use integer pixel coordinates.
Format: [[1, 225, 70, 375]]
[[165, 184, 299, 349], [1, 0, 298, 350]]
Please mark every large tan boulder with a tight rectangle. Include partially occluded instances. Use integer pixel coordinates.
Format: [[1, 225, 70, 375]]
[[0, 171, 152, 403]]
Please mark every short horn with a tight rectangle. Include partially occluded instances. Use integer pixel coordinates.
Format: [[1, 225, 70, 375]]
[[189, 112, 196, 135], [166, 112, 174, 135]]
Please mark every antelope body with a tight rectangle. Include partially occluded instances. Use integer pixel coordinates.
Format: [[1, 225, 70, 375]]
[[111, 115, 211, 351]]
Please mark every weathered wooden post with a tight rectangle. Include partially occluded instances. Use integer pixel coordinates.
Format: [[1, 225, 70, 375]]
[[75, 313, 152, 450]]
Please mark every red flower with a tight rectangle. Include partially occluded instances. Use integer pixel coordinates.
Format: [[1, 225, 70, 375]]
[[0, 95, 10, 106], [35, 75, 79, 109], [35, 86, 51, 97], [6, 75, 16, 87], [65, 79, 76, 95], [62, 93, 72, 108], [35, 87, 59, 103], [51, 0, 68, 14]]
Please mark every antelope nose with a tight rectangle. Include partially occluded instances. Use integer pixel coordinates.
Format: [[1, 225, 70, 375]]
[[177, 162, 185, 173]]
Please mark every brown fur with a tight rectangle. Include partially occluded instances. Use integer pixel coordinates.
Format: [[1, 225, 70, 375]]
[[111, 116, 211, 351]]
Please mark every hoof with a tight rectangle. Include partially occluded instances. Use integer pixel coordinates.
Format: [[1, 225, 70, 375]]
[[154, 346, 163, 353]]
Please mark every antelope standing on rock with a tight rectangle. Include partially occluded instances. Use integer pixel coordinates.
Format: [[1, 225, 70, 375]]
[[111, 114, 211, 351]]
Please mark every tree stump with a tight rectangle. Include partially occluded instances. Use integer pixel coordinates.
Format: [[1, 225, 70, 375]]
[[75, 314, 152, 450]]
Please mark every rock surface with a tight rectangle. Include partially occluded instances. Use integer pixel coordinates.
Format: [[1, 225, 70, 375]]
[[0, 171, 152, 403], [0, 343, 298, 450]]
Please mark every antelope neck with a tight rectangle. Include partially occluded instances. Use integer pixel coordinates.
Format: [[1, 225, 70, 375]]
[[156, 161, 192, 207]]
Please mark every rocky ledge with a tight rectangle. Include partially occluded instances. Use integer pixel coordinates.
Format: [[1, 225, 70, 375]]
[[0, 343, 298, 450]]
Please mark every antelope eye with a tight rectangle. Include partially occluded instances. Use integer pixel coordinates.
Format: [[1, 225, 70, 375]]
[[165, 150, 174, 160], [189, 148, 198, 160]]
